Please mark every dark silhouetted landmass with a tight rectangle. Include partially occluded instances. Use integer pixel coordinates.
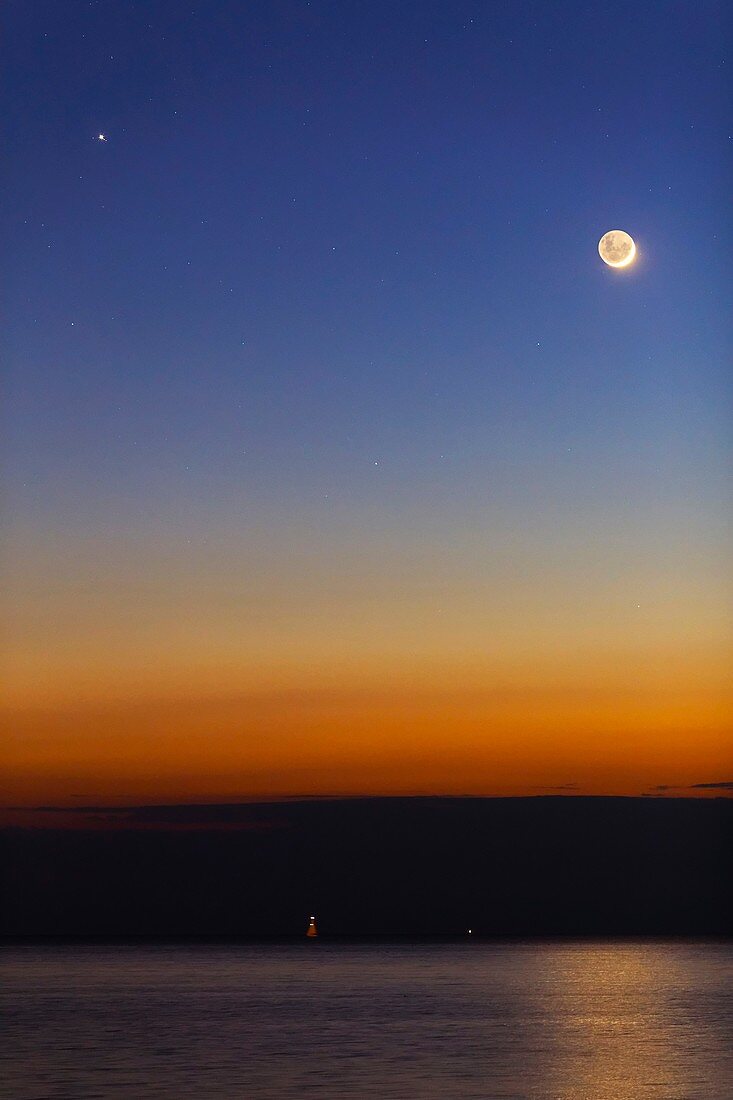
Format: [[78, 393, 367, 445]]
[[1, 797, 730, 937]]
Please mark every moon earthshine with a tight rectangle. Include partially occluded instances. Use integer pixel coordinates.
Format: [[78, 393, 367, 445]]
[[598, 229, 636, 268]]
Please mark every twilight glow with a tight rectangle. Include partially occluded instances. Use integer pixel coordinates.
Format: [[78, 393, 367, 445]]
[[3, 2, 730, 809]]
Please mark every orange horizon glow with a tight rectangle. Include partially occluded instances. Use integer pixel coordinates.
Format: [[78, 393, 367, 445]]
[[4, 490, 731, 810], [4, 642, 731, 807]]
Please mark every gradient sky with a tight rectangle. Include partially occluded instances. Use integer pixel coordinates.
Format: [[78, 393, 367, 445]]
[[3, 0, 731, 805]]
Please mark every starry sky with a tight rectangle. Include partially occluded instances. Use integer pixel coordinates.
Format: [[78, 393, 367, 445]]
[[4, 0, 731, 805]]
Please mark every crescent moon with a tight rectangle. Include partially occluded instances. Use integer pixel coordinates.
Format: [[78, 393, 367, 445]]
[[598, 230, 636, 268]]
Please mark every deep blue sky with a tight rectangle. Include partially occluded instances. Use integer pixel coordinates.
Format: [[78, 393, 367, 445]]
[[6, 0, 729, 517], [4, 1, 731, 801]]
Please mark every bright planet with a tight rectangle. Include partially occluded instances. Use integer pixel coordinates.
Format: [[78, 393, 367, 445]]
[[598, 229, 636, 268]]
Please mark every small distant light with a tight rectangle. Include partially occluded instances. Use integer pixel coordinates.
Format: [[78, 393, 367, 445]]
[[97, 133, 107, 142]]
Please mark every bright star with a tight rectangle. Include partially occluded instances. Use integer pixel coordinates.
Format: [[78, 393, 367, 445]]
[[97, 133, 107, 142]]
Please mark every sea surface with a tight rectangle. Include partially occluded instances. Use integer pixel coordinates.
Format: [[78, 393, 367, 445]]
[[1, 941, 731, 1099]]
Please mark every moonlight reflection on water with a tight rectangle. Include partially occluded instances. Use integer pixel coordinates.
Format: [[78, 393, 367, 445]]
[[1, 941, 731, 1099]]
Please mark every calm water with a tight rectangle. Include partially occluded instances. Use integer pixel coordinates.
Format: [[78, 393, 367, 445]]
[[1, 941, 731, 1098]]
